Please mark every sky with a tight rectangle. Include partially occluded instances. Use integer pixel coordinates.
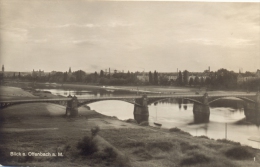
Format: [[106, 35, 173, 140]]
[[0, 0, 259, 73]]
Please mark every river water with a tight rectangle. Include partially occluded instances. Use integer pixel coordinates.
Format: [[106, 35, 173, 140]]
[[37, 88, 260, 149]]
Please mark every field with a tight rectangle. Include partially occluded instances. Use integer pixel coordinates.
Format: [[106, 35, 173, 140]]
[[0, 85, 259, 167]]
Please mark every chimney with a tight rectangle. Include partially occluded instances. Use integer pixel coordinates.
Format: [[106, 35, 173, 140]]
[[208, 66, 210, 72]]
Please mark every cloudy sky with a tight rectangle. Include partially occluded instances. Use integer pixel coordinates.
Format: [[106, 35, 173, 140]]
[[0, 0, 259, 73]]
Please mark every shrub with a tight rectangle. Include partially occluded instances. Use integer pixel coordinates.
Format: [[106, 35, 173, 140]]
[[169, 127, 191, 136], [180, 152, 210, 166], [217, 139, 241, 146], [169, 127, 181, 132], [91, 126, 100, 137], [180, 142, 199, 153], [77, 136, 98, 156], [104, 147, 117, 160], [196, 135, 210, 140], [93, 147, 117, 161], [147, 141, 173, 151], [132, 148, 153, 160], [18, 155, 34, 163], [225, 146, 253, 160], [124, 141, 145, 148], [125, 119, 137, 124], [139, 121, 149, 126]]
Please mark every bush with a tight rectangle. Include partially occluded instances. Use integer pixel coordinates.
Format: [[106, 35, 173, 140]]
[[91, 126, 100, 137], [225, 146, 253, 160], [124, 141, 145, 148], [196, 135, 210, 140], [77, 136, 98, 156], [124, 119, 137, 124], [217, 139, 241, 146], [104, 147, 117, 160], [139, 121, 149, 126], [93, 147, 117, 161], [180, 152, 210, 166], [180, 142, 199, 153], [169, 127, 181, 132], [147, 141, 173, 151], [132, 148, 153, 160], [169, 127, 191, 136]]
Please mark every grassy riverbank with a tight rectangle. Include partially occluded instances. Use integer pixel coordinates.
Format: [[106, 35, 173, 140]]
[[0, 85, 259, 166]]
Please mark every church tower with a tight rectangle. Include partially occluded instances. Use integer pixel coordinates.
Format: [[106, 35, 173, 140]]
[[69, 67, 71, 74]]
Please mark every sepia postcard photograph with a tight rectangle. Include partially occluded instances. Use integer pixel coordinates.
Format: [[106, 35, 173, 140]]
[[0, 0, 259, 166]]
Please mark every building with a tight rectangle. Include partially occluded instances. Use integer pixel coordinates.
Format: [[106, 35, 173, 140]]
[[32, 69, 45, 77], [237, 69, 260, 85], [256, 69, 260, 77], [204, 66, 210, 74], [168, 75, 178, 81], [136, 72, 149, 82]]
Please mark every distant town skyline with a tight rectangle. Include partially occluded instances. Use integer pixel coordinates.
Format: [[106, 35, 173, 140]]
[[0, 1, 259, 72], [1, 64, 259, 74]]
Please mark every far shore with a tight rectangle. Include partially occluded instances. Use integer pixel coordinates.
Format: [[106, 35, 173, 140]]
[[1, 80, 254, 95]]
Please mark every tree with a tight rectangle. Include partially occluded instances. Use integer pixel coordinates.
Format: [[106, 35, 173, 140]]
[[100, 70, 104, 78], [205, 77, 211, 85], [63, 72, 68, 82], [189, 78, 194, 86], [127, 71, 130, 79], [194, 76, 200, 86], [159, 75, 168, 85], [183, 70, 189, 85], [94, 71, 98, 82], [154, 71, 158, 85], [149, 71, 153, 84], [200, 77, 204, 86], [178, 71, 183, 85]]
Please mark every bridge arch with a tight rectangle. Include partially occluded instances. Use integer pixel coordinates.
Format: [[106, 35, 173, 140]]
[[0, 101, 68, 109], [208, 96, 256, 104], [77, 99, 142, 108], [148, 97, 203, 105]]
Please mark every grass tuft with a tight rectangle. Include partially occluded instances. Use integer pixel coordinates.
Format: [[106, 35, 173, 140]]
[[180, 141, 199, 153], [91, 126, 100, 137], [217, 139, 241, 146], [225, 146, 254, 160], [139, 121, 149, 126], [77, 136, 98, 156], [169, 127, 191, 136], [132, 148, 153, 160], [147, 141, 173, 152], [196, 135, 210, 140], [180, 152, 211, 166]]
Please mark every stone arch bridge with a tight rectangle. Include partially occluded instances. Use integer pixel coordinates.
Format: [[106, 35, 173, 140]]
[[0, 92, 259, 124]]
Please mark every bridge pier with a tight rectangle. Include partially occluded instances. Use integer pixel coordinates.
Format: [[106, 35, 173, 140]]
[[193, 93, 210, 123], [244, 92, 260, 125], [134, 95, 149, 125], [66, 95, 78, 116], [193, 104, 210, 123]]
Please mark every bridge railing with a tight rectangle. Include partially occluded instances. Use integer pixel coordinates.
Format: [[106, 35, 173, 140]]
[[0, 93, 256, 103]]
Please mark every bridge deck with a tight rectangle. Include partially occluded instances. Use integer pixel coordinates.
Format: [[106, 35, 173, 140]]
[[0, 93, 256, 103]]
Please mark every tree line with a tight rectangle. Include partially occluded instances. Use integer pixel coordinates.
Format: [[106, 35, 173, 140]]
[[3, 68, 259, 91]]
